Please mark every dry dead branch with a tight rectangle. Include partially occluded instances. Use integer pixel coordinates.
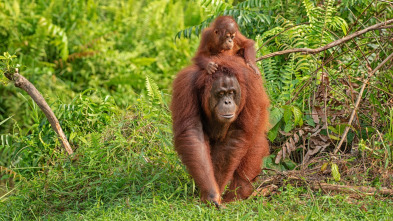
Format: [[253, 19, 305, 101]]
[[258, 166, 393, 197], [4, 68, 73, 155], [310, 183, 393, 196]]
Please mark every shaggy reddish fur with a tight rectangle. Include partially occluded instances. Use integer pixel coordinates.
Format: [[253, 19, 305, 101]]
[[193, 16, 259, 75], [171, 55, 269, 205]]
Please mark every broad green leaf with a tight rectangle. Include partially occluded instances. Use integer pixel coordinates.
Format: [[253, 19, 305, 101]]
[[283, 106, 292, 123], [269, 107, 283, 129], [331, 163, 340, 181], [298, 118, 303, 127], [292, 106, 302, 125], [284, 122, 293, 133], [328, 126, 338, 134], [329, 134, 340, 141], [282, 159, 297, 170], [268, 123, 279, 142]]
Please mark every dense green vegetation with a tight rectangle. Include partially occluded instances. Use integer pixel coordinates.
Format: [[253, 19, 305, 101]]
[[1, 0, 393, 220]]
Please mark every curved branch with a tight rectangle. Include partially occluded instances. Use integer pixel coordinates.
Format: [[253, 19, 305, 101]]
[[256, 19, 393, 61], [4, 69, 73, 155]]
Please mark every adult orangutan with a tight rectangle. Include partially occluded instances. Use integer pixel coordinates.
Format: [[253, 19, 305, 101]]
[[193, 16, 260, 75], [171, 55, 269, 208]]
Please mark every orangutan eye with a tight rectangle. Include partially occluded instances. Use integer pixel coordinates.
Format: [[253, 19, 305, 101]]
[[218, 91, 225, 97], [228, 90, 236, 95]]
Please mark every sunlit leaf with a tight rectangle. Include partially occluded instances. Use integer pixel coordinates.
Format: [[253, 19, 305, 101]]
[[291, 106, 302, 125], [331, 163, 340, 181], [329, 134, 340, 141]]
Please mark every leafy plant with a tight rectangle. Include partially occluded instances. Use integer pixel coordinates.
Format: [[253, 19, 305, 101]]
[[0, 0, 393, 219], [177, 0, 272, 39], [0, 52, 18, 80], [321, 161, 341, 182]]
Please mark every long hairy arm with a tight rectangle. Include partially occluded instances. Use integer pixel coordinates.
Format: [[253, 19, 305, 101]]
[[192, 29, 218, 74], [170, 66, 221, 205], [236, 33, 260, 75]]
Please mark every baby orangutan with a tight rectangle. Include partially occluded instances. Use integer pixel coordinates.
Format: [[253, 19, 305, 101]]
[[193, 16, 260, 75]]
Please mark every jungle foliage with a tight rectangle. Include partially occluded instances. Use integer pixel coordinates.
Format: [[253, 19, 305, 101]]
[[1, 0, 393, 220]]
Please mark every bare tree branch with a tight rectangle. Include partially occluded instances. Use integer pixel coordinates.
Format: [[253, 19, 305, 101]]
[[4, 69, 74, 155], [256, 19, 393, 61], [333, 52, 393, 154], [310, 183, 393, 196]]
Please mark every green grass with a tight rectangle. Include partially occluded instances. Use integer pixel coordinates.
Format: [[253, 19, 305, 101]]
[[3, 179, 393, 220], [1, 97, 392, 220], [57, 193, 392, 220]]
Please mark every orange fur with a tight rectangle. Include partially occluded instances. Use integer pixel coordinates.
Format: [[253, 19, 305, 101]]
[[171, 55, 269, 205]]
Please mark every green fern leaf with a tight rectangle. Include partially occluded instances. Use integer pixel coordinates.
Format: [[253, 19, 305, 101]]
[[38, 17, 69, 61], [145, 76, 163, 104], [145, 76, 155, 99]]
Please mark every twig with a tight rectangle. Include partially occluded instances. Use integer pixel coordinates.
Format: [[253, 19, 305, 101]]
[[333, 52, 393, 154], [310, 183, 393, 196], [256, 19, 393, 61], [4, 68, 73, 155]]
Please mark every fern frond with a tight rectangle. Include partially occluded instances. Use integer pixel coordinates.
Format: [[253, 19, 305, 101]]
[[303, 0, 317, 25], [145, 76, 163, 104], [145, 76, 155, 99], [176, 15, 216, 40], [236, 0, 264, 8], [280, 54, 296, 102], [37, 17, 69, 61], [176, 0, 270, 39]]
